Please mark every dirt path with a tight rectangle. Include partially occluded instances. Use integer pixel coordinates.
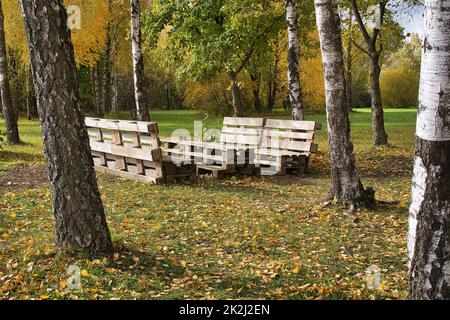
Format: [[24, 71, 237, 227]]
[[0, 165, 48, 191]]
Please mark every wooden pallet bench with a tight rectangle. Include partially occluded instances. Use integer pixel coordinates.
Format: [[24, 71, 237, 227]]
[[255, 119, 322, 176], [161, 117, 265, 178], [86, 118, 164, 184]]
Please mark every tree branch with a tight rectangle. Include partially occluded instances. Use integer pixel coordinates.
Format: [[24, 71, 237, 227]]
[[351, 38, 370, 57], [350, 0, 371, 47]]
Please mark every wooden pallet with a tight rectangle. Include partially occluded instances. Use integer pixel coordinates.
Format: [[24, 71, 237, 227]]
[[86, 118, 164, 184], [255, 119, 321, 176]]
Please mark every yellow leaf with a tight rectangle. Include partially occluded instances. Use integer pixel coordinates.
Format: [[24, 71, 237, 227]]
[[60, 280, 67, 289], [81, 269, 89, 277], [40, 295, 49, 300]]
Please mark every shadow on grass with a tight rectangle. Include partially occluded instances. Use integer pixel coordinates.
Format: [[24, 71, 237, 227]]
[[111, 242, 186, 278], [0, 149, 43, 165]]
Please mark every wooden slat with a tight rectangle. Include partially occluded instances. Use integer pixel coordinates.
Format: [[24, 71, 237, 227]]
[[94, 166, 161, 184], [221, 133, 260, 145], [223, 117, 264, 127], [262, 130, 314, 141], [265, 119, 321, 131], [90, 141, 161, 162], [161, 138, 221, 149], [260, 140, 313, 152], [86, 118, 158, 133], [256, 149, 310, 157], [221, 127, 260, 136]]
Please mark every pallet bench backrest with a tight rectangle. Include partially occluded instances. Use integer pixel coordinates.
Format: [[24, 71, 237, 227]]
[[260, 119, 322, 155], [220, 117, 265, 149], [86, 118, 163, 184]]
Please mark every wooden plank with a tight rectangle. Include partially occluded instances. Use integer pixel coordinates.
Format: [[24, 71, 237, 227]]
[[223, 117, 264, 127], [262, 130, 314, 141], [221, 127, 260, 136], [160, 138, 222, 150], [86, 118, 158, 133], [220, 133, 260, 146], [260, 139, 313, 152], [265, 119, 321, 131], [90, 141, 161, 162], [256, 149, 310, 157], [94, 166, 161, 184]]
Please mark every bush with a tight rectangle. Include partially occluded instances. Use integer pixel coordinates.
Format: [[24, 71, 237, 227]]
[[381, 65, 420, 108]]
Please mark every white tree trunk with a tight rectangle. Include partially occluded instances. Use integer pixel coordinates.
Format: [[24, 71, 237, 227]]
[[314, 0, 367, 209], [409, 0, 450, 300], [131, 0, 150, 121], [286, 0, 304, 121]]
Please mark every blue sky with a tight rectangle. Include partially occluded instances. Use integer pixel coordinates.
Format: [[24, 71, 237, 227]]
[[397, 5, 424, 37]]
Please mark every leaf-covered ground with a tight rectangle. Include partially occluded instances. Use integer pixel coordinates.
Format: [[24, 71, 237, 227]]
[[0, 109, 416, 300]]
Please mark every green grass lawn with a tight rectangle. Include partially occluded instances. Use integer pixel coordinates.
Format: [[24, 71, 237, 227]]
[[0, 109, 416, 300]]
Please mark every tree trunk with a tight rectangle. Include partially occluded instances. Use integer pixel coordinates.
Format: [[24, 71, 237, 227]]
[[102, 32, 112, 116], [408, 0, 450, 300], [314, 0, 368, 211], [131, 0, 150, 121], [370, 53, 388, 145], [286, 0, 304, 121], [94, 63, 103, 117], [165, 81, 171, 110], [90, 66, 98, 115], [9, 49, 21, 122], [20, 0, 113, 254], [26, 65, 36, 120], [110, 23, 119, 114], [0, 0, 19, 144], [268, 51, 280, 111], [111, 66, 118, 113], [250, 72, 262, 112], [229, 71, 243, 117], [345, 12, 353, 113], [350, 0, 388, 146]]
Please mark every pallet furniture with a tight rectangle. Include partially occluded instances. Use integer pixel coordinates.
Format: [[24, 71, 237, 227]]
[[86, 118, 164, 184], [161, 117, 265, 178], [255, 119, 322, 176]]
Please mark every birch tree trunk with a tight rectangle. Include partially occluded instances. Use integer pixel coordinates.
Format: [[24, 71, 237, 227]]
[[111, 66, 118, 113], [0, 0, 19, 144], [408, 0, 450, 300], [131, 0, 150, 121], [286, 0, 304, 121], [102, 31, 112, 116], [20, 0, 113, 254], [314, 0, 368, 213], [110, 26, 119, 114]]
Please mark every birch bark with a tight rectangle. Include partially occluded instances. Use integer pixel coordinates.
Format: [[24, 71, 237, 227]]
[[314, 0, 368, 212], [20, 0, 113, 254], [409, 0, 450, 300], [131, 0, 150, 121], [286, 0, 304, 121]]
